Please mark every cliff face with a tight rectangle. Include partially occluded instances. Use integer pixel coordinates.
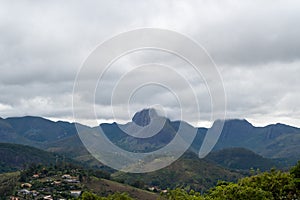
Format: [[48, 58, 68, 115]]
[[132, 108, 158, 127]]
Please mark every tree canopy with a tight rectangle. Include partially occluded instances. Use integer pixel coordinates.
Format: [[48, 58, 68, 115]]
[[161, 164, 300, 200]]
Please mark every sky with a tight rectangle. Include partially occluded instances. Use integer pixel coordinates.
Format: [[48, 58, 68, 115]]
[[0, 0, 300, 128]]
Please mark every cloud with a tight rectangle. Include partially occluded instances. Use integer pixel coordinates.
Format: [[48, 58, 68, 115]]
[[221, 61, 300, 127], [0, 0, 300, 127]]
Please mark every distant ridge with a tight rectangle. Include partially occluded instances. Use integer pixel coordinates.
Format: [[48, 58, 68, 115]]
[[0, 109, 300, 166]]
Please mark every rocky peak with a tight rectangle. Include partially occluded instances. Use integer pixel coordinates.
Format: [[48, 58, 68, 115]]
[[132, 108, 159, 126]]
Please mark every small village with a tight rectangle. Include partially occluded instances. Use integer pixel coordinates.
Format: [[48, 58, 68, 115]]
[[9, 164, 87, 200], [6, 164, 166, 200], [11, 173, 82, 200]]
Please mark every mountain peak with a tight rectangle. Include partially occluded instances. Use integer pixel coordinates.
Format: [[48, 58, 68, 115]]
[[223, 118, 253, 127], [132, 108, 159, 126]]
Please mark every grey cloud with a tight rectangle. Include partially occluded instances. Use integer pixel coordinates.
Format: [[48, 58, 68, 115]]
[[0, 0, 300, 127], [189, 1, 300, 65]]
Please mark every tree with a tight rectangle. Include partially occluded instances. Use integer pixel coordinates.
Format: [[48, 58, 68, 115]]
[[106, 192, 133, 200], [291, 160, 300, 190], [162, 188, 204, 200], [162, 165, 300, 200], [81, 191, 134, 200], [81, 191, 102, 200], [79, 173, 83, 182], [239, 169, 297, 199], [207, 182, 273, 200]]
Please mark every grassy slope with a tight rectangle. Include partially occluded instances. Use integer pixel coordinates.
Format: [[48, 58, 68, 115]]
[[86, 178, 162, 200]]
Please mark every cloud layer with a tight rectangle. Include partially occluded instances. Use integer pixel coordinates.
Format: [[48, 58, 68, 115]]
[[0, 0, 300, 127]]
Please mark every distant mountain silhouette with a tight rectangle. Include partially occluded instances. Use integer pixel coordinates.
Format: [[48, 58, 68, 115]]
[[0, 109, 300, 167], [5, 116, 77, 142], [100, 109, 178, 152], [208, 119, 300, 160]]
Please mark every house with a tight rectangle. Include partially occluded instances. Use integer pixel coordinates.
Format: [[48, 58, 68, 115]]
[[21, 183, 32, 188], [53, 181, 61, 185], [31, 190, 39, 197], [70, 190, 82, 198], [64, 179, 79, 183], [10, 197, 19, 200], [148, 186, 160, 192], [44, 195, 53, 200], [18, 189, 30, 195], [32, 174, 39, 178], [61, 174, 72, 179]]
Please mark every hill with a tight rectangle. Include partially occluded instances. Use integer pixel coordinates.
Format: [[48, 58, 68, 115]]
[[45, 134, 105, 169], [205, 147, 279, 171], [0, 143, 59, 173], [112, 151, 242, 192], [86, 178, 161, 200]]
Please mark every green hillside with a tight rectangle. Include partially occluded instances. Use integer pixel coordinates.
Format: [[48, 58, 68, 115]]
[[112, 152, 242, 192], [205, 147, 279, 171], [0, 143, 60, 173]]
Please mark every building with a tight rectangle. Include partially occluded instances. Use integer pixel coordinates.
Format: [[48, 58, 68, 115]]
[[70, 190, 82, 198], [44, 195, 53, 200]]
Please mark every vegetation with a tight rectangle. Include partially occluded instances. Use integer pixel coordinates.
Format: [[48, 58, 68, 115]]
[[112, 152, 242, 191], [205, 147, 280, 171], [0, 172, 20, 199], [81, 191, 133, 200], [0, 143, 59, 173], [291, 161, 300, 190], [161, 162, 300, 200], [13, 163, 91, 199], [0, 162, 159, 199], [1, 114, 300, 199], [1, 159, 300, 199]]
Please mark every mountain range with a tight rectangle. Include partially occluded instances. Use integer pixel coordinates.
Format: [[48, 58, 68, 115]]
[[0, 108, 299, 170]]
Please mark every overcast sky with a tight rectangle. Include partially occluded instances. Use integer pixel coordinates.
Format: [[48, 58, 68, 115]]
[[0, 0, 300, 128]]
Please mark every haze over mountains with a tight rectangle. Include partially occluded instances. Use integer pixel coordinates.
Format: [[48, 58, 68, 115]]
[[0, 108, 299, 170]]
